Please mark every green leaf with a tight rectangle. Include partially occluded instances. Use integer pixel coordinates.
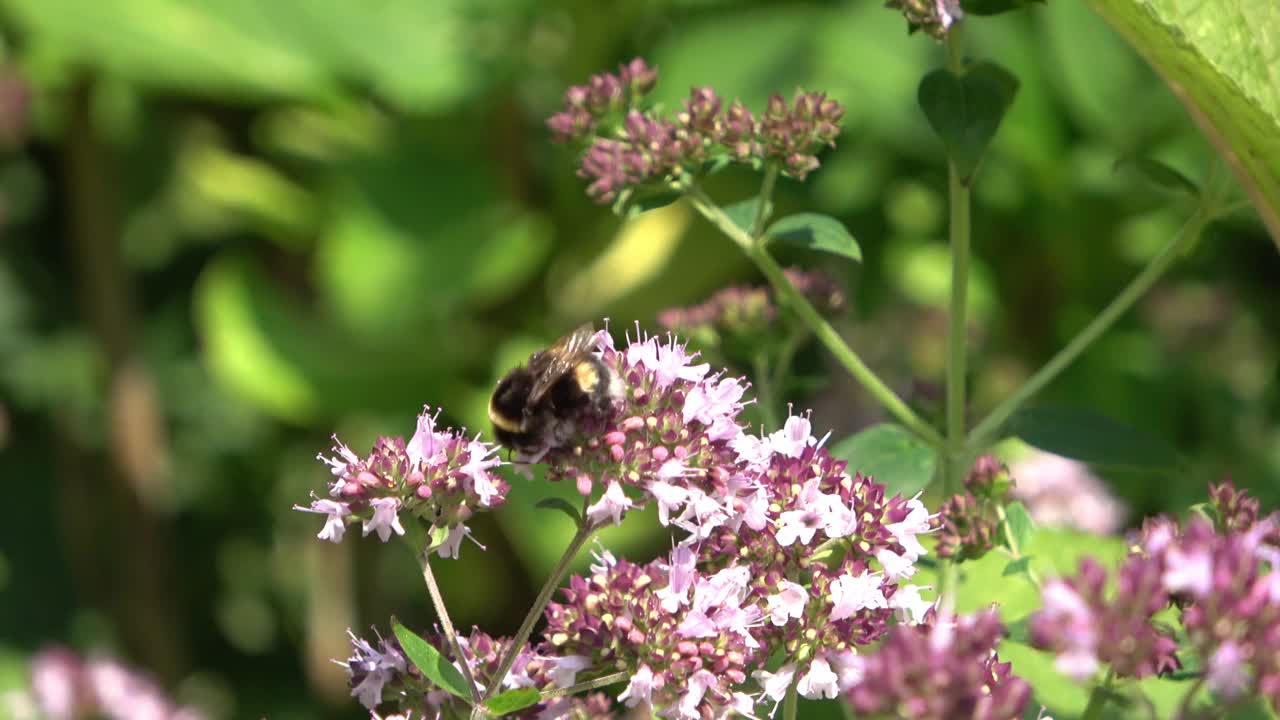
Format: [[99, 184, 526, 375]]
[[765, 213, 863, 262], [1002, 556, 1033, 578], [483, 688, 542, 716], [830, 424, 935, 498], [917, 62, 1020, 183], [960, 0, 1045, 15], [390, 619, 471, 700], [1087, 0, 1280, 247], [1114, 155, 1201, 196], [535, 498, 582, 527], [1007, 406, 1181, 471], [723, 197, 762, 237], [624, 191, 683, 218], [1003, 502, 1036, 552]]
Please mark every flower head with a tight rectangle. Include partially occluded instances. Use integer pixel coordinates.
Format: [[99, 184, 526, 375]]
[[846, 611, 1030, 720], [298, 407, 509, 558]]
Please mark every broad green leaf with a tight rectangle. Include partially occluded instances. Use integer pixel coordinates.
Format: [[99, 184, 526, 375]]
[[830, 424, 935, 498], [1007, 406, 1181, 471], [1087, 0, 1280, 247], [1002, 556, 1033, 578], [723, 198, 762, 237], [765, 213, 863, 262], [624, 191, 683, 218], [917, 62, 1020, 183], [913, 528, 1126, 622], [484, 688, 542, 716], [1003, 501, 1036, 552], [1114, 155, 1201, 197], [535, 498, 582, 527], [391, 619, 471, 701]]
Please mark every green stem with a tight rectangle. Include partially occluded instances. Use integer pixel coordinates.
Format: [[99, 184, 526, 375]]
[[685, 188, 944, 448], [994, 502, 1040, 586], [421, 555, 482, 703], [753, 354, 782, 430], [540, 670, 630, 699], [1082, 668, 1117, 720], [783, 683, 799, 720], [967, 209, 1209, 450], [752, 162, 780, 238], [1174, 674, 1206, 720], [939, 19, 969, 603], [484, 525, 596, 701]]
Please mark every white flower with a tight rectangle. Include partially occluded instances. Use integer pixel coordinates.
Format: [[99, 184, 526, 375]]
[[546, 655, 591, 688], [890, 584, 935, 624], [1162, 546, 1213, 598], [363, 497, 405, 542], [618, 664, 655, 707], [797, 657, 839, 699], [829, 570, 888, 620], [876, 547, 917, 580], [586, 481, 634, 526], [766, 581, 808, 626]]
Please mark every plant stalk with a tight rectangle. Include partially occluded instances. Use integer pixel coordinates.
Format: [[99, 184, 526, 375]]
[[485, 525, 596, 700], [685, 188, 944, 448], [421, 555, 482, 703], [939, 18, 970, 602], [540, 670, 631, 699], [967, 209, 1209, 450], [1081, 668, 1117, 720], [783, 683, 799, 720]]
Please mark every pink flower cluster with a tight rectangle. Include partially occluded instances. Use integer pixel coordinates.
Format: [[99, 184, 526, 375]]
[[341, 626, 614, 719], [846, 610, 1030, 720], [317, 325, 1028, 719], [1032, 482, 1280, 711], [548, 59, 845, 204], [296, 407, 508, 558], [17, 647, 204, 720]]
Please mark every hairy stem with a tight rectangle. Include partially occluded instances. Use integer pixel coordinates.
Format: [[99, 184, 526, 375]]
[[967, 209, 1209, 450], [485, 525, 596, 700], [783, 683, 799, 720], [1082, 668, 1117, 720], [421, 555, 481, 703], [939, 19, 969, 602], [540, 670, 630, 699], [685, 188, 944, 448], [753, 354, 782, 430]]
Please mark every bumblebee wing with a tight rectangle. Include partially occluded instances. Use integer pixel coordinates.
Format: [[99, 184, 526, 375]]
[[527, 324, 597, 405]]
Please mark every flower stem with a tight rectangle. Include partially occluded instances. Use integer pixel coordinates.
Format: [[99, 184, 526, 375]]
[[485, 525, 596, 701], [686, 188, 944, 448], [1081, 668, 1117, 720], [967, 208, 1210, 450], [753, 353, 782, 430], [540, 670, 630, 699], [752, 162, 780, 239], [421, 554, 482, 704], [939, 19, 969, 603], [783, 683, 799, 720]]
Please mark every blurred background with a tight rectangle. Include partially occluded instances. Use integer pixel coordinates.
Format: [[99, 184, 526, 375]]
[[0, 0, 1276, 717]]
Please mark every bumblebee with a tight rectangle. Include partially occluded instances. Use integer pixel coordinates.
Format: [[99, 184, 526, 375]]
[[488, 324, 621, 455]]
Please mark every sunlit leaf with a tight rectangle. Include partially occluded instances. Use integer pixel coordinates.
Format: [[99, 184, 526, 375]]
[[917, 62, 1019, 183], [830, 424, 935, 498], [1003, 502, 1035, 552], [484, 688, 541, 716], [1087, 0, 1280, 246], [391, 619, 471, 700], [765, 213, 862, 262]]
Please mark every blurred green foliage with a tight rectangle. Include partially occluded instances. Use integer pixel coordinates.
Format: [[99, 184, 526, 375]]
[[0, 0, 1275, 718]]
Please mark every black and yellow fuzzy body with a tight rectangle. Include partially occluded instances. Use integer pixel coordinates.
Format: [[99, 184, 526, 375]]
[[488, 325, 620, 455]]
